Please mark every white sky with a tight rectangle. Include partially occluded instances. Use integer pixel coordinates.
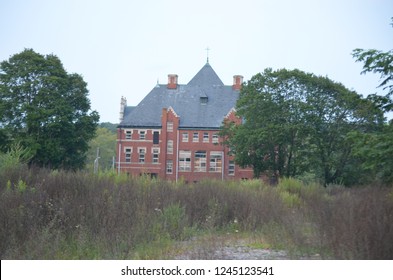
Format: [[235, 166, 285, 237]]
[[1, 0, 392, 123]]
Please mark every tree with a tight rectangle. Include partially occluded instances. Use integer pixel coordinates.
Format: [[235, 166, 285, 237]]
[[349, 18, 393, 185], [0, 49, 99, 170], [85, 126, 117, 171], [222, 68, 384, 185], [352, 17, 393, 112], [348, 123, 393, 185]]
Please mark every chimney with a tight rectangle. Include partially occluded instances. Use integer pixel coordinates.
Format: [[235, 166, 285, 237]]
[[167, 74, 178, 89], [232, 75, 243, 90]]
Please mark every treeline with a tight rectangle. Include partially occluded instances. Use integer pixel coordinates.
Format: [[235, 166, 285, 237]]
[[222, 68, 392, 186], [222, 25, 393, 186]]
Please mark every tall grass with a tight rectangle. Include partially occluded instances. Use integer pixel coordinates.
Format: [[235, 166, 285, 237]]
[[0, 167, 392, 259]]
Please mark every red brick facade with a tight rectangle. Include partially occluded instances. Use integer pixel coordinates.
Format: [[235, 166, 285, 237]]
[[116, 108, 253, 182], [116, 63, 254, 182]]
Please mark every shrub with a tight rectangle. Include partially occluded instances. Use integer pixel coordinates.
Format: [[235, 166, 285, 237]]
[[0, 168, 392, 259]]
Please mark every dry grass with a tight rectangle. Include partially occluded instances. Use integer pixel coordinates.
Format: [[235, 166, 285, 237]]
[[1, 167, 392, 259]]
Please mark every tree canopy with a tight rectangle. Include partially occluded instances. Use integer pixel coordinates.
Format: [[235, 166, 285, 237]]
[[349, 18, 393, 184], [85, 126, 117, 172], [222, 68, 385, 186], [352, 17, 393, 112], [0, 49, 99, 170]]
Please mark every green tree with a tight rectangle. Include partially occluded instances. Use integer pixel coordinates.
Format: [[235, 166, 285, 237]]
[[99, 122, 118, 133], [352, 17, 393, 111], [349, 18, 393, 185], [222, 68, 384, 185], [85, 126, 116, 171], [348, 123, 393, 185], [0, 49, 99, 170]]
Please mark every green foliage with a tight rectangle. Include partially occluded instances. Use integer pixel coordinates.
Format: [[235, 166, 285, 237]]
[[85, 127, 116, 171], [155, 203, 188, 240], [99, 122, 118, 133], [348, 19, 393, 185], [222, 68, 385, 185], [0, 142, 32, 171], [348, 122, 393, 185], [278, 177, 304, 194], [348, 18, 393, 185], [0, 49, 99, 170], [352, 17, 393, 110], [0, 168, 392, 259]]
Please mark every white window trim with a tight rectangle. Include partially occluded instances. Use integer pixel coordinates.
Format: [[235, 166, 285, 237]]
[[179, 150, 192, 172], [182, 132, 189, 142], [203, 132, 209, 143], [139, 130, 147, 140], [124, 147, 133, 163], [125, 130, 133, 139], [138, 147, 146, 163], [166, 160, 173, 174], [212, 133, 219, 144], [152, 147, 160, 164], [167, 122, 173, 132], [167, 140, 174, 154], [209, 151, 222, 173], [193, 132, 199, 142]]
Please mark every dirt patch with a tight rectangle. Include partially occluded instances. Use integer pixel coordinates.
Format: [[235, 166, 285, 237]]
[[172, 235, 286, 260], [172, 234, 321, 260]]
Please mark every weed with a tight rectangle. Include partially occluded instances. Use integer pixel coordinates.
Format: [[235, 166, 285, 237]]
[[0, 167, 392, 259]]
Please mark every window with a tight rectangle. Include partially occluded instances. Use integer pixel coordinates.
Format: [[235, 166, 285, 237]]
[[125, 147, 132, 163], [167, 140, 173, 154], [166, 160, 173, 174], [212, 133, 219, 144], [209, 152, 222, 172], [229, 161, 235, 176], [182, 132, 188, 142], [200, 96, 208, 105], [194, 151, 206, 172], [193, 132, 199, 142], [153, 131, 159, 144], [167, 122, 173, 132], [125, 130, 132, 140], [152, 148, 159, 163], [138, 148, 146, 163], [203, 132, 209, 143], [179, 150, 191, 171], [139, 130, 146, 140]]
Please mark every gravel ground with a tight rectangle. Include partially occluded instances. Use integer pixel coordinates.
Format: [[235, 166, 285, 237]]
[[175, 245, 289, 260], [173, 237, 290, 260], [173, 235, 321, 260]]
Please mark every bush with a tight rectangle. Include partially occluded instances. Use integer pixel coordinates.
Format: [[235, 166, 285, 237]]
[[0, 169, 392, 259]]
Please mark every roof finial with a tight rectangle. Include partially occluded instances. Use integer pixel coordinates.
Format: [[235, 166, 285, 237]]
[[205, 47, 210, 64]]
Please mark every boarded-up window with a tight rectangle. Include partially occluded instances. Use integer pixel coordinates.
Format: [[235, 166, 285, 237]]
[[153, 131, 159, 144], [209, 152, 222, 172], [179, 150, 191, 171], [194, 151, 206, 172]]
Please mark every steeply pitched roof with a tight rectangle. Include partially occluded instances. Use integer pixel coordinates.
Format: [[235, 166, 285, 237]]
[[187, 62, 224, 87], [119, 63, 239, 129]]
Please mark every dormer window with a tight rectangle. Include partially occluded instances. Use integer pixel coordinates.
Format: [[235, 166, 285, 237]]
[[200, 96, 208, 105]]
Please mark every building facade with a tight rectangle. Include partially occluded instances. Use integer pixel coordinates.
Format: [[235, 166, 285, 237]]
[[116, 62, 253, 182]]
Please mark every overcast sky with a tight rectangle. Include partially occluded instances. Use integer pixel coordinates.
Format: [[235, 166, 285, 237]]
[[1, 0, 392, 123]]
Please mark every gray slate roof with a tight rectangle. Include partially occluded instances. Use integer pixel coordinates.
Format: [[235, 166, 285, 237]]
[[119, 63, 239, 129]]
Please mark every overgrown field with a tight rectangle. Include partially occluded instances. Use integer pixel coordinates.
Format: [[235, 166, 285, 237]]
[[1, 166, 393, 259]]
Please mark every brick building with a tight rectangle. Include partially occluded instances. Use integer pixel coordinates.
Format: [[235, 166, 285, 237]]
[[116, 62, 253, 181]]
